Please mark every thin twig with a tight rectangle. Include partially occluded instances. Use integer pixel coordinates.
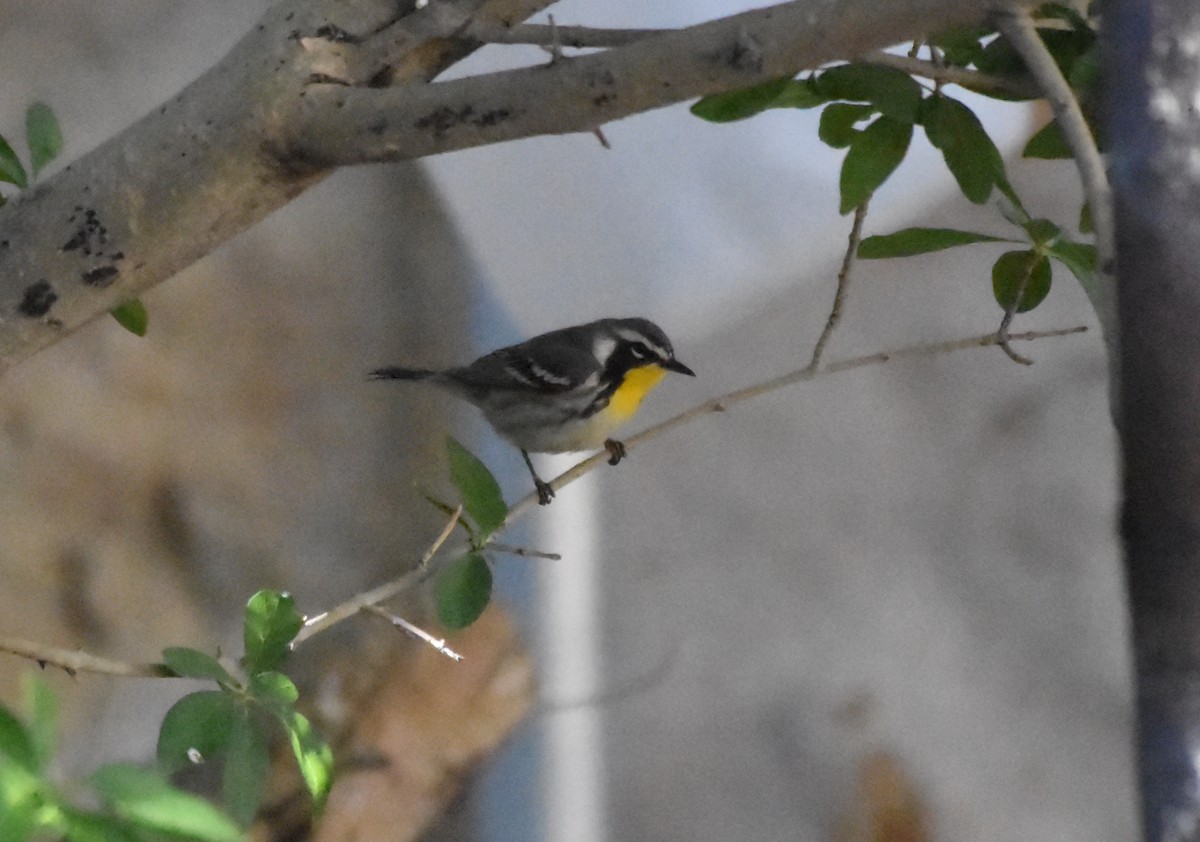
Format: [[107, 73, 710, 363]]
[[470, 22, 660, 48], [490, 542, 562, 560], [993, 6, 1114, 338], [0, 635, 172, 678], [364, 605, 464, 661], [292, 504, 462, 647], [861, 50, 1040, 98], [501, 325, 1088, 525], [996, 253, 1037, 366], [808, 199, 869, 370]]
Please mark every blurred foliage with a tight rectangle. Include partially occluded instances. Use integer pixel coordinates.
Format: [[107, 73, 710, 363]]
[[691, 2, 1099, 317]]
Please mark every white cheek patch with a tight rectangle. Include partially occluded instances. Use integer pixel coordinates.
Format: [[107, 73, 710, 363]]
[[592, 336, 617, 366]]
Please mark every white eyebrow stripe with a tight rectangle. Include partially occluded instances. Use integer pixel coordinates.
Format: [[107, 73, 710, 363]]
[[613, 328, 670, 360]]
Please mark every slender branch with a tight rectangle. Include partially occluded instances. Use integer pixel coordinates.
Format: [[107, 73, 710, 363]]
[[292, 504, 462, 646], [490, 542, 562, 560], [471, 22, 662, 48], [860, 50, 1040, 98], [501, 325, 1088, 525], [808, 200, 869, 370], [364, 605, 464, 661], [995, 253, 1036, 366], [993, 6, 1115, 339], [0, 636, 172, 678]]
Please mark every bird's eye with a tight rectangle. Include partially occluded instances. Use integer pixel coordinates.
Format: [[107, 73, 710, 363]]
[[629, 344, 648, 360]]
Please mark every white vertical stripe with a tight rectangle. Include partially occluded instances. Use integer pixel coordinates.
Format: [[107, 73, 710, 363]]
[[538, 453, 607, 842]]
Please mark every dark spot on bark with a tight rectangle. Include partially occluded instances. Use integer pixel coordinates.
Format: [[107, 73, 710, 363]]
[[111, 251, 124, 261], [475, 109, 510, 127], [18, 280, 57, 317], [47, 318, 63, 329], [81, 266, 119, 288], [368, 65, 395, 88], [1, 240, 9, 249], [61, 232, 86, 251], [315, 24, 361, 43], [369, 121, 386, 135], [416, 105, 475, 136], [593, 94, 613, 107]]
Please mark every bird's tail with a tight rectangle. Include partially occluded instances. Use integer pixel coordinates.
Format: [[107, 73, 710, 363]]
[[367, 366, 437, 382]]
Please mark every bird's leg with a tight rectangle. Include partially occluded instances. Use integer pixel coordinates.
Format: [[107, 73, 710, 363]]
[[604, 439, 626, 466], [522, 449, 555, 505]]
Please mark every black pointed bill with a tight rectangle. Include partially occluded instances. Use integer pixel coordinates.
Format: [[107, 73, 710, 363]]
[[662, 358, 695, 376]]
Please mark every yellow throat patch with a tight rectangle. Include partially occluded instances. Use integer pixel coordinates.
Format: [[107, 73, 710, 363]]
[[608, 364, 668, 423]]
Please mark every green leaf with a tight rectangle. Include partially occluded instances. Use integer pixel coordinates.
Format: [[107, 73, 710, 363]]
[[90, 764, 243, 841], [162, 647, 238, 686], [818, 103, 874, 149], [815, 64, 923, 123], [60, 810, 144, 842], [110, 299, 149, 337], [1021, 217, 1062, 247], [243, 591, 303, 675], [25, 103, 62, 180], [929, 26, 991, 67], [446, 436, 507, 538], [222, 712, 269, 827], [1069, 41, 1101, 96], [690, 77, 824, 123], [157, 691, 238, 775], [839, 115, 912, 214], [277, 709, 333, 811], [1079, 202, 1093, 234], [0, 135, 28, 189], [1045, 238, 1097, 287], [435, 553, 493, 630], [992, 250, 1052, 313], [0, 704, 37, 771], [1046, 237, 1102, 318], [921, 94, 1006, 203], [248, 671, 299, 714], [1023, 120, 1072, 159], [0, 792, 41, 842], [23, 676, 56, 773], [858, 227, 1015, 259]]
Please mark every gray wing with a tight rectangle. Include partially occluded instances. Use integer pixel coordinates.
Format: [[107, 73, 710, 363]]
[[451, 326, 601, 394]]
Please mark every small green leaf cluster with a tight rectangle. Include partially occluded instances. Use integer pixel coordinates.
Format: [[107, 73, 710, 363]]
[[691, 3, 1100, 318], [0, 102, 62, 196], [0, 676, 243, 840], [693, 64, 1009, 214], [429, 437, 510, 631], [157, 591, 333, 830], [859, 208, 1096, 314]]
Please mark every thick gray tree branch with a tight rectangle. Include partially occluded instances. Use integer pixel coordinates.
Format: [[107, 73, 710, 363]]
[[0, 0, 1028, 371], [282, 0, 1026, 165]]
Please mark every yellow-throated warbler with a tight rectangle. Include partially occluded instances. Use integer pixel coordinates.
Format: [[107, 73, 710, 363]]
[[370, 317, 695, 505]]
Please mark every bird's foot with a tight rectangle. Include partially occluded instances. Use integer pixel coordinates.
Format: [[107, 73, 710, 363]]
[[535, 478, 556, 506], [604, 439, 626, 466]]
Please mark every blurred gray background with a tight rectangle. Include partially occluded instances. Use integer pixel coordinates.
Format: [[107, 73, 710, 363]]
[[0, 2, 1132, 840]]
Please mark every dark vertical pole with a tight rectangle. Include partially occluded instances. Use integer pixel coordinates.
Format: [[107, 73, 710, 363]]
[[1108, 1, 1200, 839]]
